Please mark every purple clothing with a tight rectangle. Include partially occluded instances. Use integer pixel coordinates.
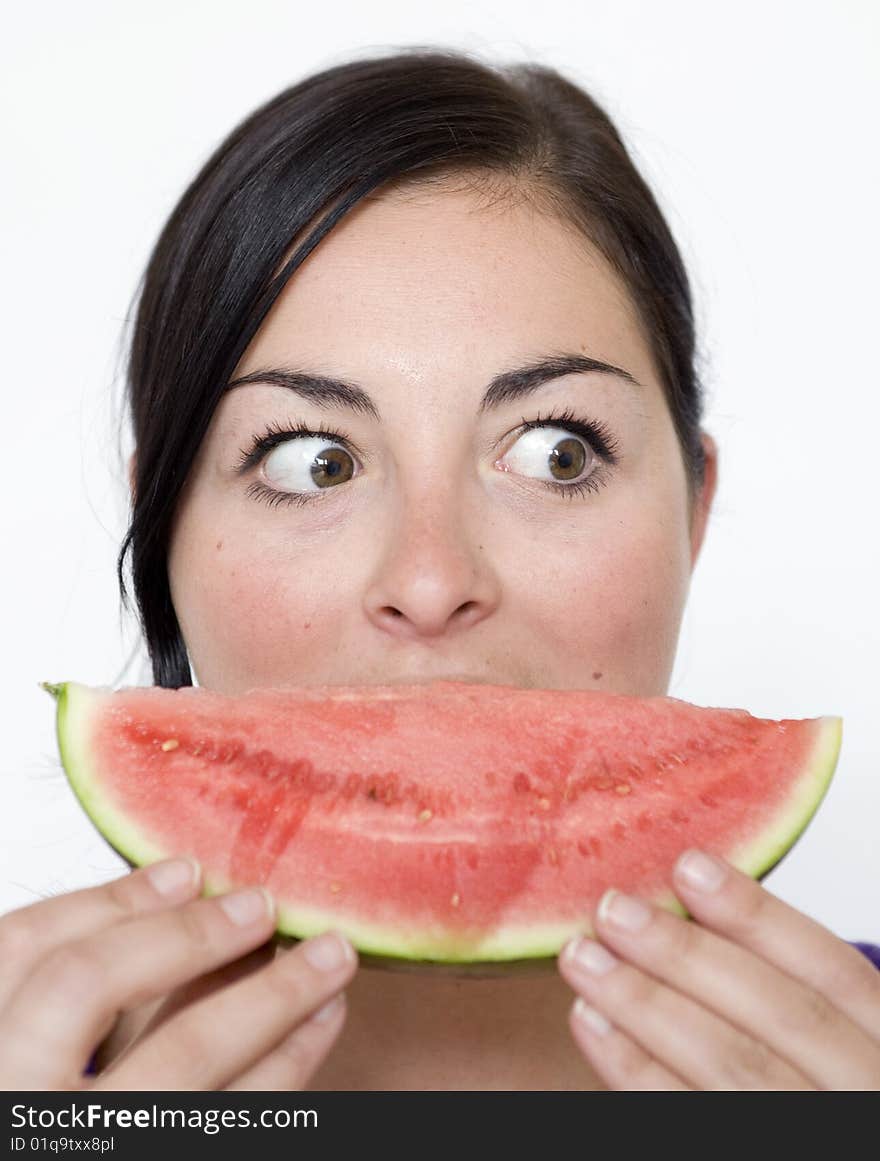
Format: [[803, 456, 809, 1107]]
[[850, 941, 880, 971]]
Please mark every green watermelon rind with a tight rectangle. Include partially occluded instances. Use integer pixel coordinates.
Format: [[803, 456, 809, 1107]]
[[44, 681, 187, 868], [42, 681, 843, 974]]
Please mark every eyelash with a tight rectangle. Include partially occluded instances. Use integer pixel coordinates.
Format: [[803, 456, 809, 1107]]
[[235, 406, 621, 510]]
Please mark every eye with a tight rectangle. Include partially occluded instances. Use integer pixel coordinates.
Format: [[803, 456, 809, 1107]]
[[233, 419, 360, 509], [262, 434, 356, 495], [235, 408, 620, 511], [498, 408, 620, 498]]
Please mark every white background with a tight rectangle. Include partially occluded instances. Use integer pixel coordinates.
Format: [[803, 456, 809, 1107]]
[[1, 1, 877, 939]]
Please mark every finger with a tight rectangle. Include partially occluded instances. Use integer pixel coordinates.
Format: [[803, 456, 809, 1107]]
[[585, 881, 880, 1089], [224, 991, 347, 1091], [560, 936, 814, 1090], [0, 858, 202, 1011], [94, 930, 357, 1091], [671, 850, 880, 1043], [138, 941, 279, 1036], [3, 884, 278, 1089], [92, 942, 278, 1073], [568, 998, 691, 1090]]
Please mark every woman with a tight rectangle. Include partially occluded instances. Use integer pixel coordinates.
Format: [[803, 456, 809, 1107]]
[[2, 48, 878, 1091]]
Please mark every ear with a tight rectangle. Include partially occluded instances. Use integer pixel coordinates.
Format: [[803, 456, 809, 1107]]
[[689, 431, 718, 569], [128, 451, 137, 504]]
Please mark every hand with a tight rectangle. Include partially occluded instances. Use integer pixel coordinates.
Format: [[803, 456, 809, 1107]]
[[557, 849, 880, 1090], [0, 858, 358, 1090]]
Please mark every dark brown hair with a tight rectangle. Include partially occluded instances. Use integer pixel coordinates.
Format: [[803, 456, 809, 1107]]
[[117, 46, 709, 689]]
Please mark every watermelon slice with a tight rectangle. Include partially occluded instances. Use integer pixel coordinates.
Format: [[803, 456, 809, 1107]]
[[40, 680, 842, 976]]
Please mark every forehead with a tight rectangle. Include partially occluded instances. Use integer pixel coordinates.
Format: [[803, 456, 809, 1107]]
[[233, 182, 659, 401]]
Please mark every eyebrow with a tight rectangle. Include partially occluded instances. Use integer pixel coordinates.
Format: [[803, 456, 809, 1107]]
[[225, 352, 642, 422]]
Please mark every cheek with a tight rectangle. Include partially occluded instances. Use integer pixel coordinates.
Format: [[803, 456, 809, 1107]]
[[169, 522, 353, 694], [595, 530, 689, 681], [524, 500, 692, 695]]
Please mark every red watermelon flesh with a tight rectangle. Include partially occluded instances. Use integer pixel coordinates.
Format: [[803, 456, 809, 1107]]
[[41, 680, 842, 976]]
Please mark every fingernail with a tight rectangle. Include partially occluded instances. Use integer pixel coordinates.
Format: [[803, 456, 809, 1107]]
[[219, 887, 275, 926], [564, 936, 618, 975], [147, 857, 200, 898], [573, 998, 612, 1036], [309, 993, 345, 1024], [676, 850, 727, 893], [302, 931, 355, 972], [598, 888, 651, 932]]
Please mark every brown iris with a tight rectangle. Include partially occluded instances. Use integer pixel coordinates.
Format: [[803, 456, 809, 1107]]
[[549, 437, 587, 482], [311, 447, 355, 489]]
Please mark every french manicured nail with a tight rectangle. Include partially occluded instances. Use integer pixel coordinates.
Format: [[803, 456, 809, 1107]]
[[147, 857, 200, 898], [302, 931, 355, 972], [598, 888, 651, 932], [573, 998, 612, 1036], [219, 886, 275, 926], [564, 936, 618, 975], [675, 849, 727, 892]]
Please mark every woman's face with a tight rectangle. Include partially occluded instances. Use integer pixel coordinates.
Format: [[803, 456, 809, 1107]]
[[165, 181, 717, 696]]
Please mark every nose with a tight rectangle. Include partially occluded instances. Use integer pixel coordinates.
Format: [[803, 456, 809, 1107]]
[[362, 484, 500, 640]]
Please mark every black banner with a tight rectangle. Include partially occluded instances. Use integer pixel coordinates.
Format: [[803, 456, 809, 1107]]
[[0, 1090, 867, 1158]]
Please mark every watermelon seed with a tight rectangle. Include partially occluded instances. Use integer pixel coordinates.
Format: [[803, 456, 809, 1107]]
[[671, 753, 687, 765], [418, 809, 433, 823], [161, 739, 179, 752], [546, 846, 559, 866], [450, 893, 461, 907], [538, 796, 551, 810], [614, 783, 631, 795], [330, 882, 343, 894]]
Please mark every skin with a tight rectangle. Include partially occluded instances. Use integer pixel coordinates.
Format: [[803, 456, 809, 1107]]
[[112, 179, 879, 1090], [165, 178, 715, 699]]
